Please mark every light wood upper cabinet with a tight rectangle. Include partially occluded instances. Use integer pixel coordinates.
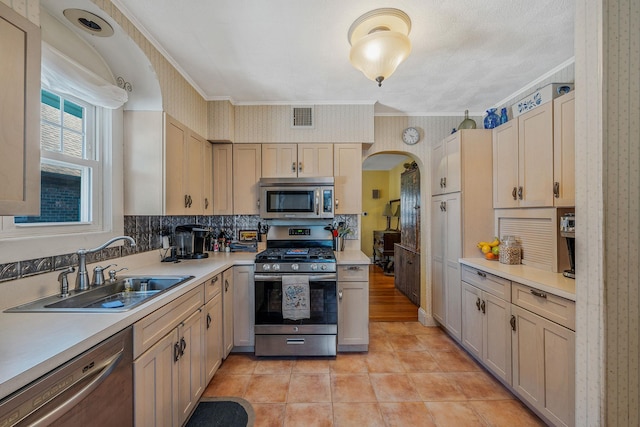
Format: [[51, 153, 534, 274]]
[[262, 143, 333, 178], [212, 143, 233, 215], [232, 144, 261, 215], [0, 4, 41, 215], [124, 112, 213, 215], [493, 102, 555, 208], [334, 144, 362, 214], [553, 92, 575, 207], [431, 132, 461, 195]]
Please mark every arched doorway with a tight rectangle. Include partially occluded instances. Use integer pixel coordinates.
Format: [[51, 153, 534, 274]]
[[362, 152, 422, 322]]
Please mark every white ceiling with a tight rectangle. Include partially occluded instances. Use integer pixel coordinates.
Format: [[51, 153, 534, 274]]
[[108, 0, 575, 116]]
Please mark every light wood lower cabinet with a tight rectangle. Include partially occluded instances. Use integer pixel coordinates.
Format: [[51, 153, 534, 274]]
[[222, 268, 234, 358], [133, 303, 204, 427], [461, 281, 512, 385], [337, 264, 369, 351], [512, 302, 575, 427], [233, 265, 255, 350], [204, 274, 223, 384]]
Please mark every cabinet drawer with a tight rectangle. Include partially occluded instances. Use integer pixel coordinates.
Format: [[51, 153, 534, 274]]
[[337, 264, 368, 281], [204, 273, 222, 302], [461, 265, 511, 301], [512, 282, 575, 331], [134, 285, 204, 358]]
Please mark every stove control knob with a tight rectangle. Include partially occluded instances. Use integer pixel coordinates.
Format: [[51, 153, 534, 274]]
[[291, 264, 299, 271], [272, 264, 280, 271], [262, 264, 270, 271], [321, 264, 328, 271], [310, 264, 318, 271]]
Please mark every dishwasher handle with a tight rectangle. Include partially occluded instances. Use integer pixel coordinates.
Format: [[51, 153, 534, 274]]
[[27, 350, 124, 427]]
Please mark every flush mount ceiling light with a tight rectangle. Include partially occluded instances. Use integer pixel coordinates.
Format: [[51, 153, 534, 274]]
[[63, 9, 114, 37], [348, 8, 411, 87]]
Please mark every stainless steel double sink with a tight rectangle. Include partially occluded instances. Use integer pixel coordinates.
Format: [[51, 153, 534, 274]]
[[5, 275, 194, 313]]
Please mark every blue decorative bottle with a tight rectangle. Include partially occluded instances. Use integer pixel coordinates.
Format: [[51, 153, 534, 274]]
[[500, 107, 508, 125], [484, 108, 500, 129]]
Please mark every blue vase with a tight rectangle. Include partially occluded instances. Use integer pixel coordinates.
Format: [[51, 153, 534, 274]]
[[484, 108, 500, 129], [500, 107, 508, 125]]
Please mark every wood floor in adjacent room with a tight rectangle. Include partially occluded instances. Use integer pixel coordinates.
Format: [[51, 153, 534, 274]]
[[368, 264, 419, 322]]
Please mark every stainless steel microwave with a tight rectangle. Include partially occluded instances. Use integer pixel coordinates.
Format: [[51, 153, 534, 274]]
[[259, 177, 334, 219]]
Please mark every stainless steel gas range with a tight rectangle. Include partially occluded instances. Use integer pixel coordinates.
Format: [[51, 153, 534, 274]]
[[253, 224, 337, 356]]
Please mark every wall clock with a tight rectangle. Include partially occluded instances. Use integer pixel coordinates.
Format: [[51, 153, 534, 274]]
[[402, 127, 420, 145]]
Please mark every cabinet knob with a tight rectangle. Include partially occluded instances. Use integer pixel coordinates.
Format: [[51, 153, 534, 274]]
[[291, 162, 296, 172], [298, 161, 302, 172]]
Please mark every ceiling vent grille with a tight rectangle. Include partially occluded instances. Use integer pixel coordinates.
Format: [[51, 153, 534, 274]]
[[291, 106, 314, 128]]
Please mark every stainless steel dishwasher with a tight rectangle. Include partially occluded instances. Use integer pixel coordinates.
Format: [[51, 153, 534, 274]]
[[0, 326, 133, 426]]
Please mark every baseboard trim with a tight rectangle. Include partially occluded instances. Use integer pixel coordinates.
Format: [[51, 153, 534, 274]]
[[418, 307, 438, 326]]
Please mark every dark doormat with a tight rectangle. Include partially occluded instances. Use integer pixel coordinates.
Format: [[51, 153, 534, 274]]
[[185, 397, 255, 427]]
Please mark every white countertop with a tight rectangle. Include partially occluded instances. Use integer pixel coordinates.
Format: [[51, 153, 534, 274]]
[[459, 258, 576, 301], [0, 249, 369, 399]]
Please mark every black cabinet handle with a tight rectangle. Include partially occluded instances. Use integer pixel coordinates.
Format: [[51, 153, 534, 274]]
[[225, 279, 229, 292], [510, 315, 516, 331], [512, 187, 517, 200], [174, 342, 181, 362], [206, 313, 212, 329], [476, 297, 481, 311], [517, 186, 523, 200], [530, 289, 548, 299], [480, 300, 486, 314], [180, 337, 187, 356], [553, 181, 560, 198], [476, 271, 487, 278]]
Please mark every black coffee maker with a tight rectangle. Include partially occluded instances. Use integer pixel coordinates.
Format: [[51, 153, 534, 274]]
[[560, 213, 575, 279], [175, 225, 209, 259]]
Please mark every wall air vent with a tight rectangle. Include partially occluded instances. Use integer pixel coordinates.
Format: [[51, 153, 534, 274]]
[[291, 106, 314, 129]]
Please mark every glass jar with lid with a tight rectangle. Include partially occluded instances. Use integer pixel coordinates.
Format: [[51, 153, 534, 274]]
[[499, 236, 521, 265]]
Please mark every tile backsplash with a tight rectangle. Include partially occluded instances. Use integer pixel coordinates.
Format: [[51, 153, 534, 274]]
[[0, 214, 358, 283]]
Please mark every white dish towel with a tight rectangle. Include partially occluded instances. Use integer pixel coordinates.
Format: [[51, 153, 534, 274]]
[[282, 275, 310, 320]]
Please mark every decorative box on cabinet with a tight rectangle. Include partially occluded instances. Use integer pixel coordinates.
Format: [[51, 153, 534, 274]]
[[394, 244, 420, 306], [0, 4, 41, 215], [373, 230, 400, 274]]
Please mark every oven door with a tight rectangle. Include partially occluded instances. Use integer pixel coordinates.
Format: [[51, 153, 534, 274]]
[[254, 273, 337, 331]]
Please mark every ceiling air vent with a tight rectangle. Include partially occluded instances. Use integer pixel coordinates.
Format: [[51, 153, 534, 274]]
[[291, 106, 314, 129]]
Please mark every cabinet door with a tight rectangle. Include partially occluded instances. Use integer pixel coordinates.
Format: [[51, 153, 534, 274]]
[[232, 144, 261, 214], [222, 268, 234, 358], [334, 144, 362, 214], [430, 197, 445, 324], [553, 92, 575, 207], [443, 132, 461, 193], [233, 265, 255, 348], [444, 193, 461, 339], [461, 282, 483, 359], [518, 103, 554, 207], [165, 116, 188, 215], [493, 120, 519, 208], [176, 309, 204, 426], [204, 293, 222, 384], [512, 305, 574, 427], [483, 293, 511, 385], [0, 4, 40, 215], [338, 280, 369, 347], [298, 144, 333, 177], [202, 141, 213, 215], [186, 132, 205, 213], [212, 144, 233, 215], [262, 143, 297, 177], [431, 138, 445, 195], [134, 329, 178, 427]]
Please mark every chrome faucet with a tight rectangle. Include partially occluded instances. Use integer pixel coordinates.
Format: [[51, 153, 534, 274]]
[[76, 236, 136, 291]]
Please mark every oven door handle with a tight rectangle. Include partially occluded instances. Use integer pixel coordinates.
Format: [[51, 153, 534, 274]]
[[254, 273, 337, 282]]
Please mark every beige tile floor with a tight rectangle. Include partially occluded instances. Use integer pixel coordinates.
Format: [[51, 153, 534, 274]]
[[202, 322, 546, 427]]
